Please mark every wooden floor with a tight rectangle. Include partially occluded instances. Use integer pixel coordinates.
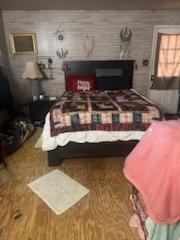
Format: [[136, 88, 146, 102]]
[[0, 129, 139, 240]]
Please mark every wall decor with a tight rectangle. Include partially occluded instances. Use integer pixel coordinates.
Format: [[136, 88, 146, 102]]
[[9, 33, 37, 55], [142, 59, 149, 66], [83, 35, 93, 57], [119, 27, 132, 60], [55, 25, 68, 59], [36, 56, 54, 79]]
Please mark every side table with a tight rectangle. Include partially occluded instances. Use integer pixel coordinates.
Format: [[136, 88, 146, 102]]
[[29, 99, 57, 127]]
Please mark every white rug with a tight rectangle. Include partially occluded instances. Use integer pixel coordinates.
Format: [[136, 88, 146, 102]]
[[28, 169, 89, 215], [35, 135, 42, 148]]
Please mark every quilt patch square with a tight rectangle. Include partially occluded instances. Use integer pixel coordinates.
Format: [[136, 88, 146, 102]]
[[90, 94, 109, 102], [91, 113, 102, 124], [117, 102, 148, 112], [133, 112, 142, 123], [112, 113, 120, 123], [66, 92, 88, 101], [71, 114, 80, 126], [91, 101, 118, 111], [119, 112, 133, 123], [62, 101, 88, 113]]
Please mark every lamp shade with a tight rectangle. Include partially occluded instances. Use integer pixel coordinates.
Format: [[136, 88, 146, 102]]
[[22, 62, 43, 79]]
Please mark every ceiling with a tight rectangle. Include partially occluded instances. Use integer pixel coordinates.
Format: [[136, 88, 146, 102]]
[[1, 0, 180, 10]]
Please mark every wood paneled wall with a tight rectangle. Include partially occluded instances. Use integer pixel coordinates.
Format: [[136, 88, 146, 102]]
[[0, 11, 9, 70], [2, 10, 180, 103]]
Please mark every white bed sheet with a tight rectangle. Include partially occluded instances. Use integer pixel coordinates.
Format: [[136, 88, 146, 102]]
[[42, 113, 144, 151]]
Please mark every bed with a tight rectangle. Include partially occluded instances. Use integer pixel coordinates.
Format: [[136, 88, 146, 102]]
[[42, 60, 163, 166]]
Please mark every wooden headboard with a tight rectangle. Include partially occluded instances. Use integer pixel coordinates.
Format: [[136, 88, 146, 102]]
[[63, 60, 135, 91]]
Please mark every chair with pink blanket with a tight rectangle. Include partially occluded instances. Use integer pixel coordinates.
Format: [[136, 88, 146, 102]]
[[123, 120, 180, 239]]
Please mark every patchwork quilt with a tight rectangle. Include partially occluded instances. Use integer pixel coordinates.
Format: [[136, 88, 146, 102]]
[[50, 90, 162, 137]]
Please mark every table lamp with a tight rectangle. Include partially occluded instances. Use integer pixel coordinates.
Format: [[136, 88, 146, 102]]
[[22, 62, 43, 100]]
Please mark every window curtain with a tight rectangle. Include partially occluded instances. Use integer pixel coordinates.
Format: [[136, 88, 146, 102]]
[[152, 33, 180, 90]]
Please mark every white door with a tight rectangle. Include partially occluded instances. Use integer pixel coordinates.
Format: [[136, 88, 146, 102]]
[[149, 26, 180, 114]]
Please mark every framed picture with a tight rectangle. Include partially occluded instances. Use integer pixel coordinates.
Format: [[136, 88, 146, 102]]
[[9, 33, 37, 55]]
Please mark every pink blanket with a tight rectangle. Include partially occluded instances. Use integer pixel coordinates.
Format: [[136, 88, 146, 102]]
[[123, 120, 180, 224]]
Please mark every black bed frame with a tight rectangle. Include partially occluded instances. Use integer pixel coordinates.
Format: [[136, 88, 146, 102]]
[[48, 60, 137, 166]]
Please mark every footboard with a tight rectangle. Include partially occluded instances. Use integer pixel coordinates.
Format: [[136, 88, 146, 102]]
[[47, 140, 138, 166]]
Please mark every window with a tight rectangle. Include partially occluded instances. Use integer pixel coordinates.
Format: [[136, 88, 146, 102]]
[[155, 33, 180, 78]]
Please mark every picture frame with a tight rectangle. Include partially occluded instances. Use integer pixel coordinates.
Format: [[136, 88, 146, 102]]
[[9, 33, 37, 55]]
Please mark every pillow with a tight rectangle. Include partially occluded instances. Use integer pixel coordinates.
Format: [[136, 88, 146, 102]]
[[66, 75, 96, 91]]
